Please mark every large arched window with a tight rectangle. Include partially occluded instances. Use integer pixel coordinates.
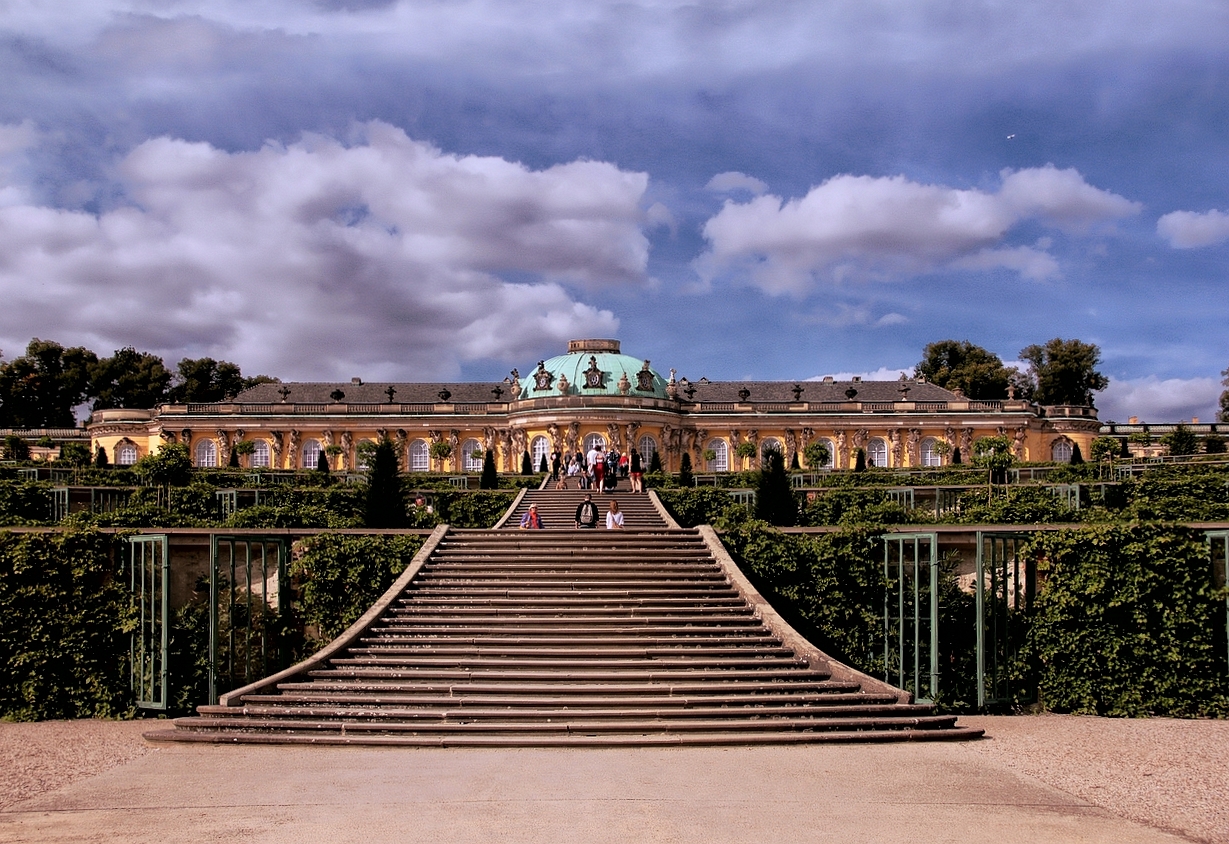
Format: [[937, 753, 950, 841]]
[[759, 437, 783, 460], [530, 435, 550, 470], [302, 438, 322, 470], [920, 438, 942, 467], [194, 439, 217, 468], [637, 435, 658, 466], [115, 442, 138, 466], [250, 440, 270, 468], [1051, 439, 1073, 463], [812, 438, 836, 469], [461, 438, 484, 472], [408, 439, 430, 472], [867, 438, 888, 468], [706, 438, 728, 472], [583, 433, 606, 454]]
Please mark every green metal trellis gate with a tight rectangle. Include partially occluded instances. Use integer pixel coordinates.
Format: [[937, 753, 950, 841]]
[[975, 532, 1036, 710], [881, 533, 939, 702], [127, 535, 170, 710], [209, 536, 288, 704]]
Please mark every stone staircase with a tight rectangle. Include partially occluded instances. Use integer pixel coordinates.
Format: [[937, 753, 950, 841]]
[[146, 495, 982, 746], [503, 487, 672, 530]]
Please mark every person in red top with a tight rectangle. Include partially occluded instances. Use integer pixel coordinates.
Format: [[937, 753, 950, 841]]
[[519, 503, 544, 529]]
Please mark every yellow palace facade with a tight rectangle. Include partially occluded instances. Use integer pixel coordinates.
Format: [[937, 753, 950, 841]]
[[86, 339, 1101, 473]]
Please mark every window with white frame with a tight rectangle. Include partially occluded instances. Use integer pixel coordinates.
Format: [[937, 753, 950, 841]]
[[1051, 440, 1073, 463], [814, 438, 836, 469], [409, 439, 430, 472], [759, 437, 783, 459], [194, 439, 217, 468], [461, 438, 484, 472], [583, 433, 606, 454], [867, 438, 888, 468], [920, 437, 942, 467], [530, 436, 550, 470], [302, 438, 322, 469], [250, 440, 270, 468], [706, 438, 728, 472], [637, 435, 658, 466], [115, 442, 138, 466]]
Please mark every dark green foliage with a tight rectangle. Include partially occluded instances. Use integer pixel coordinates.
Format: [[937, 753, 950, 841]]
[[798, 489, 910, 526], [1205, 434, 1226, 454], [316, 450, 329, 473], [1162, 424, 1198, 456], [89, 347, 172, 410], [539, 454, 549, 473], [58, 442, 91, 467], [0, 481, 52, 526], [914, 339, 1022, 400], [1019, 337, 1108, 406], [134, 443, 192, 488], [755, 449, 797, 526], [2, 435, 28, 461], [1022, 525, 1229, 717], [167, 357, 261, 404], [1220, 366, 1229, 423], [677, 452, 693, 487], [0, 339, 97, 428], [521, 450, 533, 475], [655, 488, 745, 527], [227, 448, 240, 467], [853, 448, 866, 472], [1069, 443, 1083, 464], [1089, 437, 1119, 462], [291, 534, 426, 642], [803, 440, 830, 470], [480, 449, 498, 490], [166, 598, 211, 715], [95, 446, 109, 468], [648, 450, 662, 473], [0, 529, 134, 720], [432, 490, 516, 528], [364, 438, 405, 528], [789, 451, 800, 470], [951, 447, 961, 464]]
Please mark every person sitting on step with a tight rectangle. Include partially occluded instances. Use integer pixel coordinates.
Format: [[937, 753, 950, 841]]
[[519, 503, 544, 529], [574, 493, 598, 529], [606, 499, 624, 530]]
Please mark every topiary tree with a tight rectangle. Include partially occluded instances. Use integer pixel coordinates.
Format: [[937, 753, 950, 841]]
[[803, 440, 830, 470], [853, 447, 866, 472], [1090, 436, 1119, 462], [734, 441, 756, 469], [428, 441, 452, 472], [1161, 424, 1198, 456], [520, 450, 533, 475], [755, 448, 796, 526], [58, 442, 91, 467], [364, 437, 405, 528], [480, 448, 498, 489], [539, 454, 549, 473], [233, 439, 256, 468], [973, 435, 1015, 498], [135, 443, 192, 491], [316, 449, 330, 473], [95, 446, 109, 468], [648, 450, 662, 473], [1070, 442, 1084, 465], [789, 451, 800, 470], [678, 452, 694, 487]]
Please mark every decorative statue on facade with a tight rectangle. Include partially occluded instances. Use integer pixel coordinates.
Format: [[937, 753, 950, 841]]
[[289, 430, 301, 469], [607, 423, 623, 452], [636, 361, 655, 392], [583, 356, 604, 389], [666, 369, 678, 399], [547, 424, 560, 450], [960, 428, 974, 456], [784, 429, 797, 458], [532, 361, 553, 392], [617, 371, 631, 395], [624, 421, 640, 452], [557, 374, 570, 395], [1013, 426, 1027, 460], [394, 430, 408, 470], [340, 431, 353, 471], [907, 429, 921, 465], [509, 369, 521, 400], [834, 429, 848, 469], [216, 429, 231, 465], [511, 428, 526, 460], [566, 422, 580, 455]]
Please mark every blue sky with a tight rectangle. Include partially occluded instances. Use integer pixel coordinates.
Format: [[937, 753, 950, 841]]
[[1, 1, 1227, 421]]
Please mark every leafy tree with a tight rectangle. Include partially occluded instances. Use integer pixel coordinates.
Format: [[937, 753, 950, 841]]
[[2, 435, 29, 461], [167, 358, 274, 403], [1019, 338, 1108, 406], [678, 452, 694, 487], [1220, 366, 1229, 423], [1204, 434, 1226, 454], [58, 442, 91, 467], [755, 448, 797, 526], [364, 438, 405, 528], [1089, 437, 1119, 462], [973, 435, 1015, 494], [134, 443, 191, 489], [803, 440, 831, 470], [232, 439, 256, 468], [89, 347, 172, 410], [913, 340, 1027, 400], [1161, 424, 1198, 456], [480, 448, 498, 490], [0, 339, 98, 428]]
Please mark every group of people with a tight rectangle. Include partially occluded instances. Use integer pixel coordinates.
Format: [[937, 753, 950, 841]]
[[517, 494, 623, 530], [550, 444, 644, 494]]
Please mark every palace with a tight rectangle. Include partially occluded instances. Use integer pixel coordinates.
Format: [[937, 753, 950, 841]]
[[87, 339, 1100, 472]]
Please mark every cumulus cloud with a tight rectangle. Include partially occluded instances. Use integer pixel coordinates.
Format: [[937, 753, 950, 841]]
[[696, 165, 1139, 295], [0, 121, 650, 378], [1157, 209, 1229, 248], [705, 172, 768, 195], [1096, 375, 1221, 423]]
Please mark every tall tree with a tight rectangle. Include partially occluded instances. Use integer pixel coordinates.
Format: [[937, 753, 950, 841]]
[[914, 339, 1027, 400], [364, 438, 405, 528], [1019, 338, 1109, 406], [1219, 366, 1229, 423], [89, 347, 172, 410], [0, 339, 98, 428], [167, 358, 277, 404], [755, 448, 797, 526]]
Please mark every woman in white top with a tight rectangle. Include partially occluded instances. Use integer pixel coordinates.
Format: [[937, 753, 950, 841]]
[[606, 499, 624, 529]]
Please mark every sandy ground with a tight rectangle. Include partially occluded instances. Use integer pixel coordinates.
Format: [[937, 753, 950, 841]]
[[0, 715, 1225, 843]]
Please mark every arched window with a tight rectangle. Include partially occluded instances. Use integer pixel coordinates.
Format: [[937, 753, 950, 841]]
[[302, 438, 322, 470], [920, 438, 942, 467], [194, 439, 217, 468], [867, 438, 888, 468], [115, 442, 138, 466], [461, 438, 484, 472], [760, 437, 783, 459], [250, 440, 270, 468], [706, 438, 728, 472], [408, 439, 430, 472], [813, 438, 836, 469], [1051, 439, 1073, 463], [583, 433, 607, 454], [637, 435, 658, 466], [530, 435, 550, 470]]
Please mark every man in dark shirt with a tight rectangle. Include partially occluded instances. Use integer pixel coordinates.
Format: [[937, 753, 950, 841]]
[[575, 493, 598, 529]]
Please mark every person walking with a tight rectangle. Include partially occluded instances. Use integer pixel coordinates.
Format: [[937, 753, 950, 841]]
[[550, 449, 561, 480], [629, 448, 643, 493], [519, 503, 544, 529], [606, 499, 624, 529], [591, 444, 606, 492], [575, 493, 598, 529]]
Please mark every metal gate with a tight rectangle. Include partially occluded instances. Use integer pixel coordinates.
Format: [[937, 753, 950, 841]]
[[1208, 530, 1229, 679], [882, 532, 939, 702], [976, 532, 1036, 709], [127, 535, 170, 710], [209, 537, 288, 704]]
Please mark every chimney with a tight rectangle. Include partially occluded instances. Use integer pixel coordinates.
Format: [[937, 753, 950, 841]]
[[351, 377, 362, 386], [1128, 416, 1138, 424]]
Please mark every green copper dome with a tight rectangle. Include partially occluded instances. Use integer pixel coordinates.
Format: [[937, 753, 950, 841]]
[[519, 340, 670, 399]]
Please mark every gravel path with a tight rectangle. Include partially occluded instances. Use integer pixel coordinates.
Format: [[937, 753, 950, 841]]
[[1, 715, 1225, 842]]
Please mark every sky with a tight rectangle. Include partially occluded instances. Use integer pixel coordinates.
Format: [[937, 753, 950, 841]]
[[1, 1, 1227, 423]]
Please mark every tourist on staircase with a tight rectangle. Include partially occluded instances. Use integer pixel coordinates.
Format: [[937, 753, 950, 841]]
[[519, 503, 544, 529], [606, 499, 624, 530], [575, 493, 598, 529], [629, 448, 643, 493]]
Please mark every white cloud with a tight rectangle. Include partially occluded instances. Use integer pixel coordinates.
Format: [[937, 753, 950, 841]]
[[705, 171, 768, 195], [1157, 209, 1229, 248], [807, 366, 912, 382], [697, 165, 1139, 295], [1097, 375, 1220, 423], [0, 121, 649, 378]]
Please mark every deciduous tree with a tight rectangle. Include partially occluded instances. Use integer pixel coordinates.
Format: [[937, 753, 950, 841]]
[[1019, 338, 1108, 406], [0, 339, 97, 428], [914, 340, 1028, 400]]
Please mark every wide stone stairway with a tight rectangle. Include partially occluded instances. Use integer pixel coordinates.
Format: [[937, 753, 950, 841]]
[[146, 492, 982, 746]]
